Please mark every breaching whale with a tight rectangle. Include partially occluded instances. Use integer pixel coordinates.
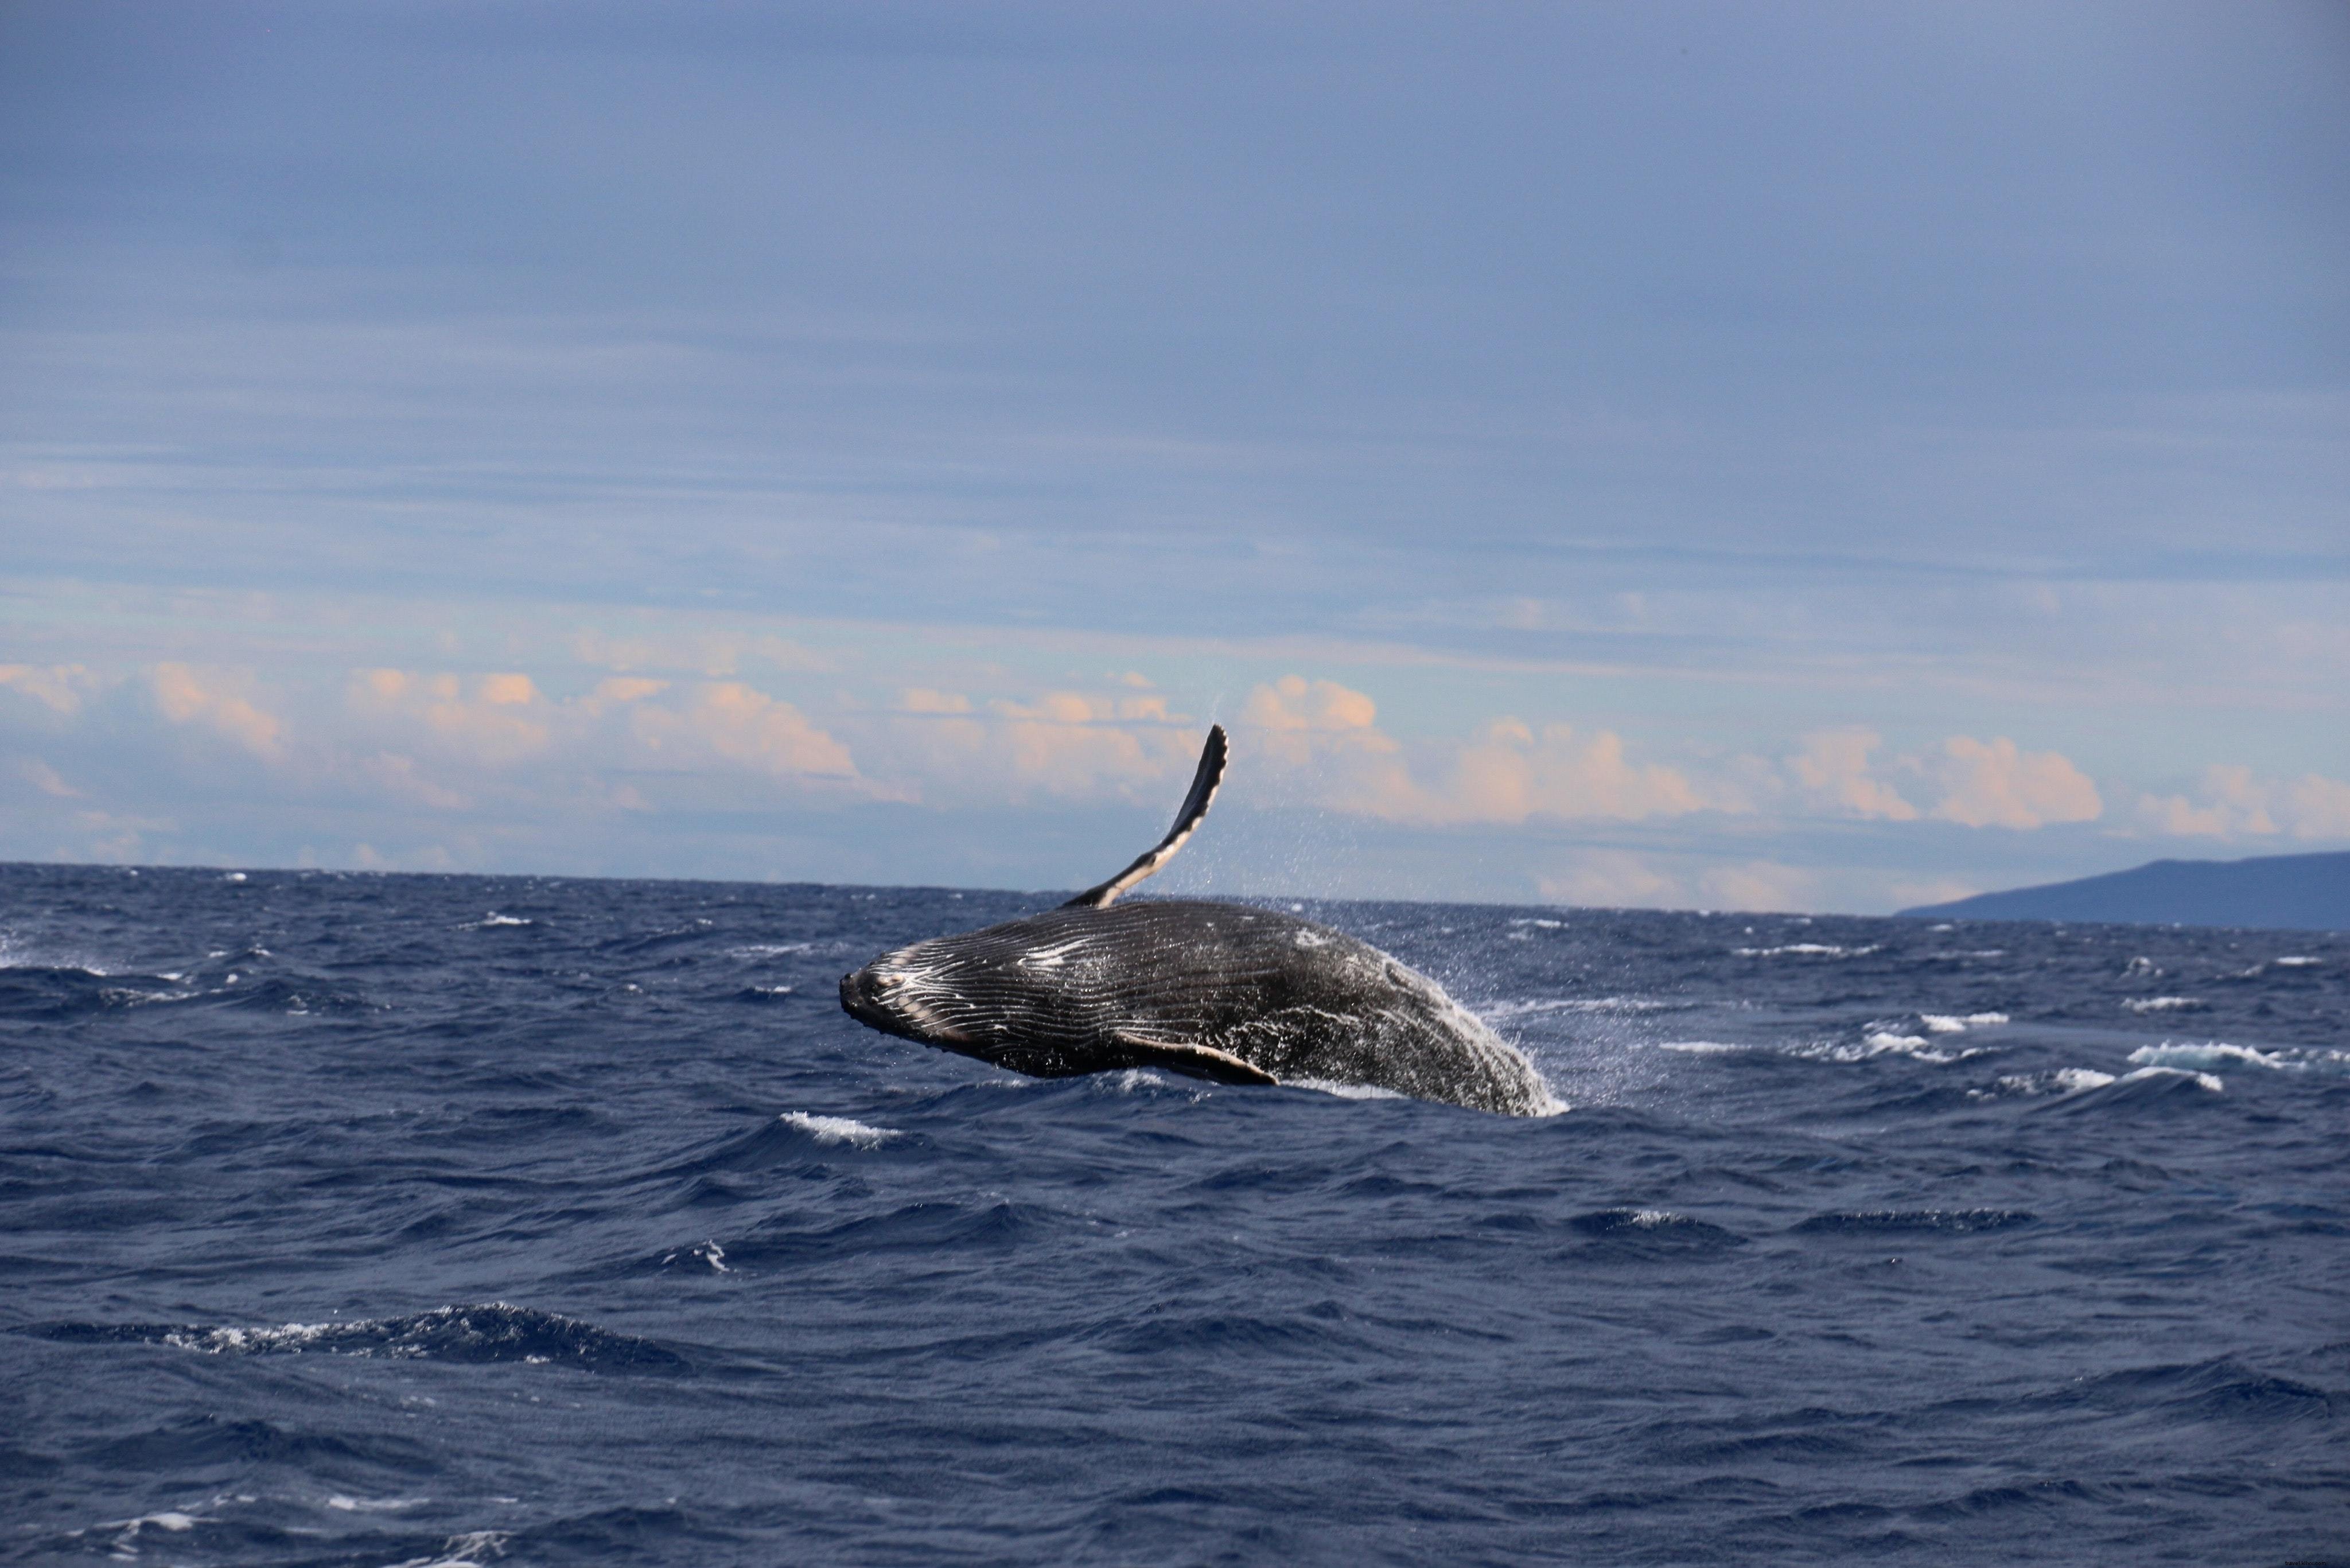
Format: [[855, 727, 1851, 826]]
[[838, 725, 1558, 1115]]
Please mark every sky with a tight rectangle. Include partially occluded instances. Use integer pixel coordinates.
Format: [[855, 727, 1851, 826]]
[[2, 0, 2346, 911]]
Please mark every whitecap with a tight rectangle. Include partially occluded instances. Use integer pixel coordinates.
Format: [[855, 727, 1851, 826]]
[[729, 941, 815, 958], [1733, 943, 1880, 959], [2115, 1065, 2225, 1093], [326, 1495, 429, 1512], [1919, 1010, 2010, 1034], [466, 913, 531, 929], [1787, 1033, 1978, 1065], [2273, 955, 2321, 968], [2122, 996, 2200, 1013], [2126, 1041, 2348, 1076], [1981, 1067, 2116, 1099], [1509, 917, 1565, 929], [387, 1530, 511, 1568], [1657, 1040, 1745, 1055], [777, 1111, 898, 1149]]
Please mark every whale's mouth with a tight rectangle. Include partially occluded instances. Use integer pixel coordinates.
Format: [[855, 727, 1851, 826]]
[[838, 956, 975, 1047], [838, 966, 894, 1031]]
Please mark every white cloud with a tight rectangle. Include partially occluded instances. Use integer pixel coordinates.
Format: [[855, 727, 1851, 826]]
[[1532, 852, 1815, 913], [1787, 727, 1918, 820], [152, 663, 287, 761], [17, 758, 80, 798], [0, 663, 94, 714], [1535, 851, 1680, 909], [2137, 764, 2350, 842], [1234, 678, 1714, 827], [1920, 735, 2102, 829], [627, 682, 859, 779], [1696, 860, 1817, 912]]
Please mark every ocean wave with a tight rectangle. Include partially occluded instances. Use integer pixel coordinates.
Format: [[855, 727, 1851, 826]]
[[1977, 1067, 2119, 1100], [1793, 1209, 2036, 1235], [1481, 995, 1682, 1020], [1732, 943, 1881, 959], [1920, 1011, 2009, 1034], [2129, 1041, 2349, 1076], [777, 1110, 900, 1149], [2122, 995, 2202, 1013], [1787, 1032, 1981, 1065], [30, 1304, 688, 1373]]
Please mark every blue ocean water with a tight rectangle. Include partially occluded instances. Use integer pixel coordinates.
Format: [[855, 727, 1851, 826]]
[[2, 863, 2344, 1567]]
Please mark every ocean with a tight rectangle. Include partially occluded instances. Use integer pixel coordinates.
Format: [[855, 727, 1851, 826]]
[[2, 863, 2344, 1566]]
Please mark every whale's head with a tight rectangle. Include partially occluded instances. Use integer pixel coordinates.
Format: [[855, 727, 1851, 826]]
[[839, 919, 1104, 1073], [838, 938, 978, 1047]]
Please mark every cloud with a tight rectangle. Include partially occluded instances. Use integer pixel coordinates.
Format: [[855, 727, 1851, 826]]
[[357, 751, 472, 811], [0, 663, 93, 714], [1787, 728, 1918, 820], [1241, 675, 1382, 735], [1695, 860, 1816, 913], [1235, 678, 1715, 827], [588, 676, 668, 709], [897, 687, 972, 714], [17, 758, 80, 799], [629, 682, 858, 779], [1536, 850, 1680, 908], [862, 686, 1202, 804], [151, 663, 286, 761], [1920, 736, 2102, 829], [1532, 852, 1815, 912], [2137, 765, 2350, 841], [351, 670, 548, 765]]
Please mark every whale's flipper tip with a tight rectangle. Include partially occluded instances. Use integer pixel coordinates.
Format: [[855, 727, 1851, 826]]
[[1064, 724, 1228, 909]]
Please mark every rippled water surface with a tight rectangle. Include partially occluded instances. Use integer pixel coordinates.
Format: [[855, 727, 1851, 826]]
[[3, 864, 2345, 1566]]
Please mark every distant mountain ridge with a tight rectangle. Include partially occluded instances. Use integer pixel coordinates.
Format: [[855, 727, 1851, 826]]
[[1897, 850, 2349, 932]]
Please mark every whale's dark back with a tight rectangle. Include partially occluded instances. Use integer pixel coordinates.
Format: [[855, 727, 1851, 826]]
[[843, 900, 1556, 1116]]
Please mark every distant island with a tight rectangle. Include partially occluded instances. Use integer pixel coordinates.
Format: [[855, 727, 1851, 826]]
[[1897, 850, 2348, 932]]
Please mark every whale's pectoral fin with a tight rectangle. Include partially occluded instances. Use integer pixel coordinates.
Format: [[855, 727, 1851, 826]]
[[1063, 723, 1228, 909], [1111, 1029, 1278, 1087]]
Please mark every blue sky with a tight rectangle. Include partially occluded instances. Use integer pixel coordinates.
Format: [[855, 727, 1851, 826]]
[[3, 1, 2346, 910]]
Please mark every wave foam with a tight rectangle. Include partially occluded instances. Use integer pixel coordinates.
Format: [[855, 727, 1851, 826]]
[[1787, 1032, 1981, 1064], [2122, 996, 2201, 1013], [2129, 1041, 2348, 1076], [779, 1111, 899, 1148], [388, 1530, 511, 1568], [1920, 1011, 2009, 1034], [40, 1304, 686, 1372], [2117, 1065, 2226, 1092], [1733, 943, 1881, 959]]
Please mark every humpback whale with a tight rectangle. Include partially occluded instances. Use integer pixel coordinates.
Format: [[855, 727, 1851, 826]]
[[839, 726, 1558, 1116]]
